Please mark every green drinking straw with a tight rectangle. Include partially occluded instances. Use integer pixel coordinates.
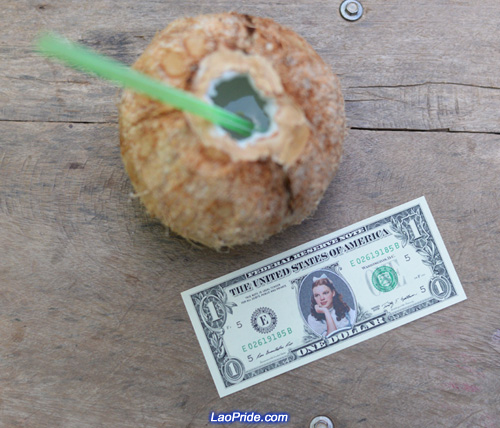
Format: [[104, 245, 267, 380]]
[[35, 32, 254, 137]]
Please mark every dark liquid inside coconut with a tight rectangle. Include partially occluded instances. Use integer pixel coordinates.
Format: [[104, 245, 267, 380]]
[[210, 74, 271, 141]]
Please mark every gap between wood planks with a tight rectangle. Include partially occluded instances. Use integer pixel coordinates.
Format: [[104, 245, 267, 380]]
[[349, 127, 500, 136], [349, 82, 500, 91], [1, 118, 498, 136]]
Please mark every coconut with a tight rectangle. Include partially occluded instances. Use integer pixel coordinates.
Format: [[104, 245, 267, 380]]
[[119, 12, 345, 249]]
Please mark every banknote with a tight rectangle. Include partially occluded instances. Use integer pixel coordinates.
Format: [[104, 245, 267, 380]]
[[182, 197, 466, 397]]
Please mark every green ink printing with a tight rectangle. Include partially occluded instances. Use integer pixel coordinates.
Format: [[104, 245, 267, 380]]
[[242, 327, 293, 352], [350, 242, 400, 267], [372, 266, 399, 293]]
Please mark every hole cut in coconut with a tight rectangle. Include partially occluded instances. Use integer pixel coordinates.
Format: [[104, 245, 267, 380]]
[[207, 72, 277, 145]]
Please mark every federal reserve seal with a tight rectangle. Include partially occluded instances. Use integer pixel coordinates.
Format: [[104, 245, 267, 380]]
[[251, 307, 278, 334], [372, 266, 398, 292]]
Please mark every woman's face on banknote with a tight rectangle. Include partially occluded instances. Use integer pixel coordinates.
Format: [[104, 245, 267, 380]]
[[313, 284, 334, 309]]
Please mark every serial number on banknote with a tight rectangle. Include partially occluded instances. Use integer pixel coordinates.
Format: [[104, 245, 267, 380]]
[[241, 327, 294, 353], [349, 242, 401, 266]]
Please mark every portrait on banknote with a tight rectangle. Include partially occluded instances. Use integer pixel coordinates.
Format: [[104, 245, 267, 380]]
[[298, 269, 357, 338]]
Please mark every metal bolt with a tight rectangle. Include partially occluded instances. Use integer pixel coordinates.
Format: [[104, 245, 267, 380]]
[[340, 0, 363, 21], [310, 415, 335, 428]]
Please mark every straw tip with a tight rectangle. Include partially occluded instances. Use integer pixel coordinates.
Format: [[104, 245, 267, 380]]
[[35, 32, 69, 54]]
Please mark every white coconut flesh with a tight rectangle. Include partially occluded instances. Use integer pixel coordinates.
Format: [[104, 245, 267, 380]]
[[206, 71, 278, 145]]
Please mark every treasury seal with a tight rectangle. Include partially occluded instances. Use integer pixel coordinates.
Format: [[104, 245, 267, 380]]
[[372, 266, 398, 292], [251, 307, 278, 334]]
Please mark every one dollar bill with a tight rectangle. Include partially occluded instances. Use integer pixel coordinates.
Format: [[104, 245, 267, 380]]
[[182, 197, 466, 397]]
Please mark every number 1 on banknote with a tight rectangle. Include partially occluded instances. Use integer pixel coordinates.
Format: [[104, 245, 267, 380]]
[[182, 197, 466, 397]]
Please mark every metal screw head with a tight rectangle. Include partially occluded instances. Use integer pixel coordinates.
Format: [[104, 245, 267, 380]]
[[310, 415, 335, 428], [346, 2, 359, 14], [340, 0, 363, 21]]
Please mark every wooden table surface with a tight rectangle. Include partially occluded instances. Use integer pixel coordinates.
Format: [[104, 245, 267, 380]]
[[1, 1, 499, 427]]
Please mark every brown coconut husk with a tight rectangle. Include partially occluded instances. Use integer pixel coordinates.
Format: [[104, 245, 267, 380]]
[[119, 12, 345, 249]]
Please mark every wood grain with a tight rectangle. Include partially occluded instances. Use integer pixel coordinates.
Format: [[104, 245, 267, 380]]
[[1, 0, 499, 427], [2, 1, 499, 132]]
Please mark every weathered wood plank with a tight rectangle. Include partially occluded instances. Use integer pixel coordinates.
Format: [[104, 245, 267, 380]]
[[1, 0, 499, 132], [346, 83, 500, 133], [1, 122, 499, 427], [1, 0, 500, 426]]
